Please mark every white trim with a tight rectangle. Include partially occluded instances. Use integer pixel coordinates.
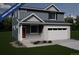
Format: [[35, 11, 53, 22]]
[[20, 13, 45, 23], [16, 19, 19, 22], [44, 4, 61, 12], [18, 23, 20, 41], [19, 24, 22, 41], [21, 22, 72, 25]]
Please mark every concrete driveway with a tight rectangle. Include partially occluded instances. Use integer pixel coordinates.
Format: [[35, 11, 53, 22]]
[[53, 39, 79, 50]]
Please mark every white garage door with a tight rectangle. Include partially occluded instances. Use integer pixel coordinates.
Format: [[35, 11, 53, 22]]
[[48, 27, 70, 40]]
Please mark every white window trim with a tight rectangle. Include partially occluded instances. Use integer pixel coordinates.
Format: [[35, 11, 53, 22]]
[[30, 25, 39, 34], [49, 13, 56, 20]]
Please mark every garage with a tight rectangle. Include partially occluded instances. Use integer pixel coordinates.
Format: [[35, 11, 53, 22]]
[[47, 26, 70, 40]]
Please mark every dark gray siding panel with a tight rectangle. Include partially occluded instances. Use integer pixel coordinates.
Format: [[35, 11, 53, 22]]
[[57, 14, 64, 21], [27, 11, 48, 21], [12, 29, 18, 40], [19, 10, 64, 22], [19, 10, 28, 20], [12, 14, 18, 40], [19, 10, 48, 21]]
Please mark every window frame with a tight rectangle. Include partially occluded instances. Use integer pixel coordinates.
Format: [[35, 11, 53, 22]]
[[48, 28, 52, 30], [48, 28, 67, 31], [48, 13, 56, 20], [30, 25, 39, 34]]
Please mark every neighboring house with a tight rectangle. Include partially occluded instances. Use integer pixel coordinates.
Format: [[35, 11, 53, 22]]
[[12, 4, 71, 46]]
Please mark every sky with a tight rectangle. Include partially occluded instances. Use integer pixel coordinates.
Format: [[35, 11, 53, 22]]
[[54, 3, 79, 17], [0, 3, 79, 17]]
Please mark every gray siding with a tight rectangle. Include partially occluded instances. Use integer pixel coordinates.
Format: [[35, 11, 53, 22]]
[[12, 28, 18, 40], [12, 11, 18, 40], [57, 14, 64, 21], [27, 10, 48, 21], [19, 10, 48, 21], [18, 10, 64, 22], [19, 10, 28, 20]]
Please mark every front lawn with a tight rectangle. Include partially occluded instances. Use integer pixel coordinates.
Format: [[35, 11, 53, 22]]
[[0, 31, 79, 55], [71, 30, 79, 40]]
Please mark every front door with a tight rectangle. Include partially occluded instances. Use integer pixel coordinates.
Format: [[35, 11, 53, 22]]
[[22, 25, 27, 38]]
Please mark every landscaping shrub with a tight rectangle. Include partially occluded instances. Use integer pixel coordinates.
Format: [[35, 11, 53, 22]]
[[33, 41, 41, 44], [42, 41, 47, 43]]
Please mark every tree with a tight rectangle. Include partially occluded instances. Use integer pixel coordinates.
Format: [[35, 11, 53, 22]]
[[2, 17, 12, 31], [75, 16, 79, 25], [74, 16, 79, 30], [64, 16, 75, 30], [65, 16, 73, 23]]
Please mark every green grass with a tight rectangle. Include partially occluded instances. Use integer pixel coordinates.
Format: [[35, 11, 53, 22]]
[[0, 31, 79, 55], [71, 30, 79, 40]]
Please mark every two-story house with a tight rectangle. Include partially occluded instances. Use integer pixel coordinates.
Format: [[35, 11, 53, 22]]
[[12, 4, 71, 47]]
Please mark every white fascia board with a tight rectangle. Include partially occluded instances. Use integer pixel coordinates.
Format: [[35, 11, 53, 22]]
[[21, 22, 72, 25], [44, 4, 61, 12]]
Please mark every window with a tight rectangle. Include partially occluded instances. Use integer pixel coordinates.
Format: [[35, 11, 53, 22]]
[[58, 28, 62, 30], [48, 13, 56, 20], [30, 25, 39, 34], [52, 28, 67, 30], [53, 28, 57, 30], [48, 28, 52, 30], [62, 28, 67, 30]]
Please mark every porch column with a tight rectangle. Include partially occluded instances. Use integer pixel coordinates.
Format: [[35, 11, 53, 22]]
[[18, 24, 22, 41]]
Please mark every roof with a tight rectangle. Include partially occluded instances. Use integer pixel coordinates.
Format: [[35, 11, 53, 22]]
[[19, 4, 65, 24], [44, 20, 66, 23], [19, 3, 64, 14], [44, 4, 61, 11], [21, 22, 72, 26], [20, 3, 52, 9], [19, 8, 64, 14]]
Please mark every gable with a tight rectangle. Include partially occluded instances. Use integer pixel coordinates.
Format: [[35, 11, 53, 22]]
[[44, 4, 60, 12], [47, 6, 58, 11], [24, 15, 42, 22], [21, 13, 45, 23]]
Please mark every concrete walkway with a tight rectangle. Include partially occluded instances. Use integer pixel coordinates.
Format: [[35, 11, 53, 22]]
[[22, 40, 55, 48], [21, 39, 79, 51], [53, 39, 79, 50]]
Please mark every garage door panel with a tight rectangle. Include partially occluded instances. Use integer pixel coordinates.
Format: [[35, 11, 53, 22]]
[[48, 27, 69, 40]]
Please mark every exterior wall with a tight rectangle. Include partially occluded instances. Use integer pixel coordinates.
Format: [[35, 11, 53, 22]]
[[19, 10, 27, 20], [43, 25, 70, 40], [12, 10, 19, 40], [46, 6, 58, 11], [12, 19, 18, 40], [57, 14, 64, 21], [19, 10, 48, 21], [26, 16, 41, 22], [18, 10, 64, 22], [24, 34, 43, 42], [21, 25, 44, 42], [21, 25, 70, 42]]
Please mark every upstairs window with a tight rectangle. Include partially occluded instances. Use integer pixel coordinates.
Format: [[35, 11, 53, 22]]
[[48, 13, 56, 20]]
